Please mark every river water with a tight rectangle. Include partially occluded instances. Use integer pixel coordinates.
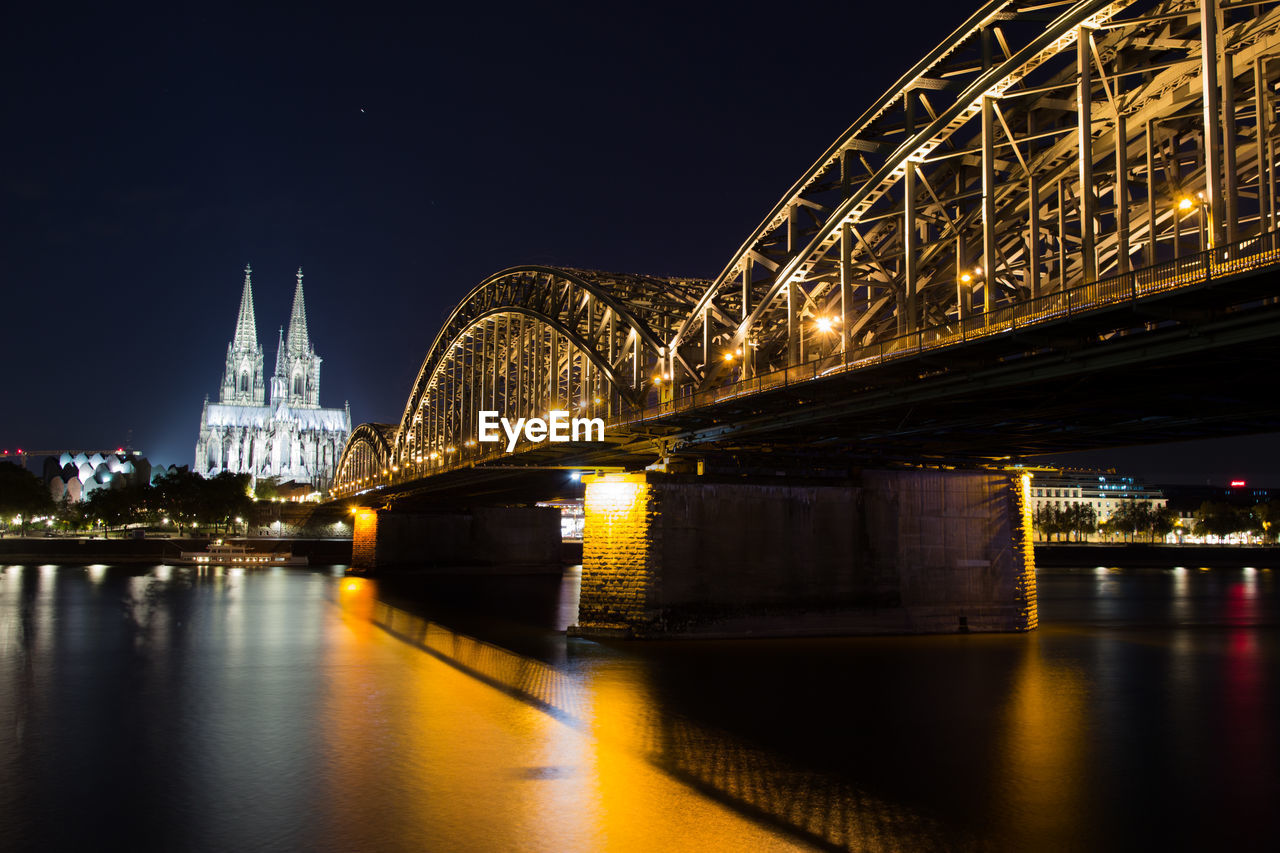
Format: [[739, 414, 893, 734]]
[[1, 562, 1277, 852]]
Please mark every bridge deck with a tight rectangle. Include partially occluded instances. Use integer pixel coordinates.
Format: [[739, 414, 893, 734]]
[[345, 234, 1280, 502]]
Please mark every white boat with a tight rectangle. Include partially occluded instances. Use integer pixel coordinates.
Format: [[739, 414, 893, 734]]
[[177, 539, 308, 567]]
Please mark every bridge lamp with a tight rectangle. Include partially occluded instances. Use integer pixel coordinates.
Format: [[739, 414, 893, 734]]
[[1177, 196, 1194, 212], [391, 465, 399, 472], [569, 471, 581, 482], [814, 316, 836, 334], [652, 374, 662, 385]]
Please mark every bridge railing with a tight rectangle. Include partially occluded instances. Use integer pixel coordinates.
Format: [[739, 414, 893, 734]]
[[616, 228, 1280, 430], [342, 229, 1280, 492]]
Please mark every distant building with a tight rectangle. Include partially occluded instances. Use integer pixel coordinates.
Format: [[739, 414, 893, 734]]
[[42, 451, 152, 502], [195, 266, 351, 491], [1160, 482, 1273, 511], [1028, 468, 1166, 522]]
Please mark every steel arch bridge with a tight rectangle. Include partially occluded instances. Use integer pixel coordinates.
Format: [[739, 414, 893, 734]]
[[336, 0, 1280, 496]]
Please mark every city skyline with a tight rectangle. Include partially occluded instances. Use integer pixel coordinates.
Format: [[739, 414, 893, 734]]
[[2, 1, 1275, 482]]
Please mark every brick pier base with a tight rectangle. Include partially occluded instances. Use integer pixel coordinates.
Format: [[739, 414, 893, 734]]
[[570, 469, 1036, 639]]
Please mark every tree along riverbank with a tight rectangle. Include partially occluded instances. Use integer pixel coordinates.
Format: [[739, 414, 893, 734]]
[[1035, 542, 1280, 568]]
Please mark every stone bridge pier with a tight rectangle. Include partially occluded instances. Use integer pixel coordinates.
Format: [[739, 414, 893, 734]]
[[350, 505, 562, 572], [570, 468, 1037, 639]]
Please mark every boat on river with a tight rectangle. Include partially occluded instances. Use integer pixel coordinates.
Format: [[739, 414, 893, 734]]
[[177, 539, 308, 567]]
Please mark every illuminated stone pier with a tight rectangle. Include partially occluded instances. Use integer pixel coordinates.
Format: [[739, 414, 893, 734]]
[[351, 505, 561, 572], [571, 469, 1036, 639]]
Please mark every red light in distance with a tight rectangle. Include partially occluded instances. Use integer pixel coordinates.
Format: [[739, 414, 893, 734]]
[[1230, 480, 1246, 487]]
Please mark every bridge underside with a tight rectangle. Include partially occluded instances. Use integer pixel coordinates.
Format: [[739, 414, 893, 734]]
[[352, 261, 1280, 509], [646, 266, 1280, 459], [332, 0, 1280, 637]]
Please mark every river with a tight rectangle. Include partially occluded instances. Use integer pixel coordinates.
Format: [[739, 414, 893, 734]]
[[1, 562, 1277, 851]]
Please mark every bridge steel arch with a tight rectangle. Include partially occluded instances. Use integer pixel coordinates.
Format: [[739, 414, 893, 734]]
[[335, 266, 706, 490], [333, 423, 397, 492], [336, 0, 1280, 497], [668, 0, 1280, 390]]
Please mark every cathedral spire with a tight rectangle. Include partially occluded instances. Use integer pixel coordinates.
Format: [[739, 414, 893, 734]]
[[232, 264, 259, 352], [221, 264, 266, 406], [286, 267, 310, 354]]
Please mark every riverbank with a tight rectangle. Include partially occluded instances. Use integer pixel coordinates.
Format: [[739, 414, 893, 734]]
[[0, 536, 353, 565], [1035, 542, 1280, 568], [0, 537, 582, 568]]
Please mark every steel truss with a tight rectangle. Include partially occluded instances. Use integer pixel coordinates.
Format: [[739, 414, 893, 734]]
[[337, 0, 1280, 495], [337, 423, 397, 491], [676, 0, 1280, 386], [335, 266, 704, 490]]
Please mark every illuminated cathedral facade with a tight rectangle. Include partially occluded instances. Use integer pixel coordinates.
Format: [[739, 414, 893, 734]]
[[195, 266, 351, 491]]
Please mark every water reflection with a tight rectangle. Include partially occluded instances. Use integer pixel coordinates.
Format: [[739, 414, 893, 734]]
[[334, 579, 950, 851], [996, 634, 1088, 849], [324, 578, 807, 850], [2, 565, 1279, 851]]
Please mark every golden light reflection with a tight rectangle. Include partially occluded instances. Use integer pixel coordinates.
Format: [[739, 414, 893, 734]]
[[323, 586, 936, 851], [998, 634, 1089, 849]]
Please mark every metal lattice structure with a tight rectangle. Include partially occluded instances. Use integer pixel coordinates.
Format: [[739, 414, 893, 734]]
[[336, 0, 1280, 495], [335, 267, 705, 490], [336, 423, 397, 490]]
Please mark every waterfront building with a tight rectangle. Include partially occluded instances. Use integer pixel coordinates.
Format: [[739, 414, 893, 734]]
[[1028, 468, 1166, 523], [195, 266, 351, 490]]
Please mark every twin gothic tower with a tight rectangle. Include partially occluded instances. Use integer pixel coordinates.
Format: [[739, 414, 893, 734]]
[[196, 266, 351, 490], [219, 265, 323, 408]]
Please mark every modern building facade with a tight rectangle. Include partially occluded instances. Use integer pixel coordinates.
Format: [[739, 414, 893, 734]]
[[42, 451, 152, 503], [195, 266, 351, 490]]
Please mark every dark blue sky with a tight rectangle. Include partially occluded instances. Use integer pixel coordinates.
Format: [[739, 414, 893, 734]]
[[1, 1, 1273, 483]]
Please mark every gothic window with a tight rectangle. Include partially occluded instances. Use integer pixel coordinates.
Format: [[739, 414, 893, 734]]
[[240, 372, 249, 393], [293, 374, 303, 396]]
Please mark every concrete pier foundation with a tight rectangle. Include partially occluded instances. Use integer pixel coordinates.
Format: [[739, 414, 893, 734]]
[[570, 469, 1036, 638], [350, 505, 561, 572]]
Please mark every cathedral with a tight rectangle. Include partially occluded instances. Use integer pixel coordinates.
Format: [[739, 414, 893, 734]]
[[195, 265, 351, 491]]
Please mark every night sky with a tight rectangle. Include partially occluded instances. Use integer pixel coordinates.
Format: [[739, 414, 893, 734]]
[[2, 1, 1274, 484]]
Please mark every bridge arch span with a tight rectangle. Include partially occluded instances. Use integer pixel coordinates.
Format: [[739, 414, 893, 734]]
[[670, 0, 1280, 389], [333, 423, 397, 494], [335, 0, 1280, 499], [383, 266, 706, 478]]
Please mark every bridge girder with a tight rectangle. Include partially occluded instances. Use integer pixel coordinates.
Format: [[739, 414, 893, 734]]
[[336, 266, 708, 488], [672, 0, 1280, 388], [336, 0, 1280, 498]]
